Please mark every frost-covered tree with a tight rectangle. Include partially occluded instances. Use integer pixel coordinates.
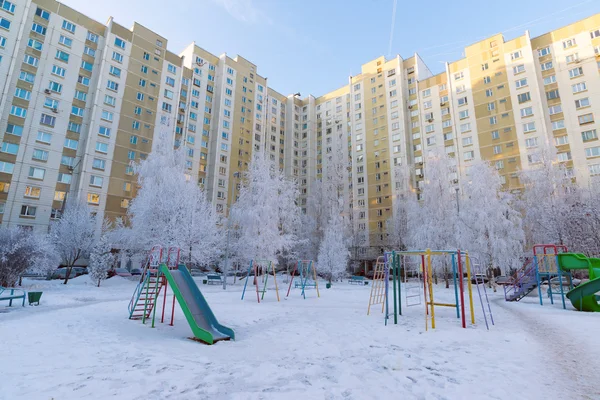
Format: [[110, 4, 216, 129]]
[[88, 227, 114, 287], [407, 151, 458, 285], [519, 146, 578, 247], [121, 131, 222, 265], [459, 161, 525, 275], [50, 199, 97, 284], [230, 152, 301, 266], [317, 212, 349, 284], [0, 226, 56, 287]]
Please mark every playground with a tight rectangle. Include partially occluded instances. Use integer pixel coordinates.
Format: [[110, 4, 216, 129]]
[[2, 266, 600, 399]]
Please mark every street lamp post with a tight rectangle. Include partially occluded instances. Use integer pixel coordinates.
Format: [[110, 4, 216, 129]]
[[223, 172, 239, 290]]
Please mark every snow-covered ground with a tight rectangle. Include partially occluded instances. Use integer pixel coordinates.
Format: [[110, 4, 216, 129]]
[[1, 276, 599, 400]]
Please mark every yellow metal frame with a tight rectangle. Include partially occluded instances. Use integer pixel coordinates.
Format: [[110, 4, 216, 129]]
[[418, 249, 475, 331]]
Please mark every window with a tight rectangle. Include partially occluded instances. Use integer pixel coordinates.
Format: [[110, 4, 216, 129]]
[[579, 114, 594, 125], [0, 142, 18, 155], [58, 35, 73, 48], [31, 23, 46, 35], [24, 54, 39, 67], [575, 98, 590, 109], [525, 137, 538, 148], [62, 20, 76, 33], [89, 175, 103, 187], [114, 37, 126, 49], [101, 110, 113, 121], [489, 116, 497, 125], [58, 155, 74, 169], [523, 122, 536, 133], [28, 167, 45, 180], [6, 124, 22, 137], [544, 75, 556, 85], [485, 89, 493, 97], [462, 136, 473, 146], [107, 80, 119, 91], [26, 38, 42, 51], [487, 102, 496, 111], [14, 88, 31, 101], [136, 92, 144, 101], [64, 138, 78, 150], [78, 75, 90, 86], [87, 193, 100, 205], [10, 105, 27, 118], [563, 38, 576, 48], [109, 65, 121, 77], [491, 130, 500, 140], [552, 120, 565, 131], [36, 131, 51, 143], [166, 77, 175, 87], [23, 185, 41, 200], [84, 46, 95, 57], [513, 64, 525, 74], [20, 206, 36, 217], [104, 95, 116, 106], [541, 61, 553, 71], [17, 72, 33, 85], [71, 106, 84, 117], [74, 90, 87, 101], [55, 50, 69, 63], [548, 105, 562, 115], [457, 97, 467, 106], [569, 67, 584, 78], [40, 114, 56, 127], [0, 161, 14, 174], [515, 78, 527, 88], [555, 136, 569, 146], [582, 129, 597, 142], [538, 46, 551, 57], [460, 123, 471, 133], [95, 142, 108, 153], [464, 151, 474, 161], [520, 107, 533, 117], [493, 145, 502, 155], [572, 82, 587, 93], [162, 102, 172, 113], [546, 89, 560, 100], [92, 158, 105, 170], [510, 50, 522, 60], [112, 51, 123, 63], [32, 149, 48, 161], [587, 147, 600, 158], [513, 92, 529, 105]]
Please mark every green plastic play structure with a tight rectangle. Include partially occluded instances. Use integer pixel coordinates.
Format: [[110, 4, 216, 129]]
[[557, 253, 600, 312], [159, 264, 235, 344]]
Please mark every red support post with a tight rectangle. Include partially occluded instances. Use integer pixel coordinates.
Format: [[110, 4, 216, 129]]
[[286, 262, 298, 297], [170, 292, 176, 326], [161, 275, 167, 323], [457, 250, 466, 328]]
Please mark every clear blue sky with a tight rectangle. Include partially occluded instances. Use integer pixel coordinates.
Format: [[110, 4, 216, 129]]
[[63, 0, 600, 97]]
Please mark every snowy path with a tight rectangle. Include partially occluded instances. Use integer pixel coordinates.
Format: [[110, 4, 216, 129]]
[[494, 296, 600, 400], [1, 278, 599, 399]]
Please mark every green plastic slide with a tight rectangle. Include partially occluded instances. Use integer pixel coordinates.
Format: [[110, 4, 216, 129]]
[[557, 253, 600, 312], [159, 264, 235, 344]]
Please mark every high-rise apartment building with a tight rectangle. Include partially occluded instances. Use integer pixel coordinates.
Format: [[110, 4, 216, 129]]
[[1, 0, 599, 262]]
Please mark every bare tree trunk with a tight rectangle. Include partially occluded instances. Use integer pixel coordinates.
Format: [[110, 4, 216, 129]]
[[63, 265, 73, 285]]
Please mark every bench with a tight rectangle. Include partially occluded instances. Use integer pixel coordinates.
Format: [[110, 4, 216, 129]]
[[0, 287, 26, 307], [206, 275, 222, 285], [295, 281, 317, 288], [348, 276, 366, 285]]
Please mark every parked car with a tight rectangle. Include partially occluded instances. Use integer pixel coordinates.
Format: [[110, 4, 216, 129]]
[[110, 268, 132, 278], [130, 268, 143, 276], [470, 274, 489, 284], [494, 276, 512, 286], [542, 276, 582, 287], [50, 268, 78, 280]]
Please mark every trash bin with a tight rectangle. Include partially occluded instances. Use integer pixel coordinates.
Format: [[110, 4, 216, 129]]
[[326, 283, 331, 289], [28, 291, 43, 306], [202, 280, 208, 285]]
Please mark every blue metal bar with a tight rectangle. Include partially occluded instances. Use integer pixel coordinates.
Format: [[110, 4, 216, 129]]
[[451, 253, 460, 319], [534, 255, 543, 306], [241, 260, 253, 300]]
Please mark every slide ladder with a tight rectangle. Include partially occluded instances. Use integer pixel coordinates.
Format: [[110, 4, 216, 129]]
[[504, 258, 537, 302], [128, 271, 164, 320]]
